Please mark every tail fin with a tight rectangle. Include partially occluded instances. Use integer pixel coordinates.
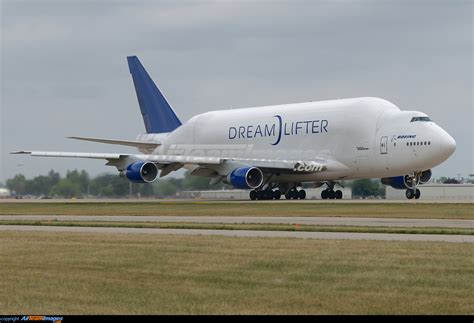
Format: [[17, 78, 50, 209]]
[[127, 56, 182, 133]]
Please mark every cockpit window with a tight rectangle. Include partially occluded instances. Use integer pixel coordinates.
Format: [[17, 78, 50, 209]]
[[410, 116, 431, 122]]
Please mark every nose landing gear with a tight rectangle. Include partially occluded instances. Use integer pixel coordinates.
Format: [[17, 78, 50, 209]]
[[404, 172, 422, 200], [406, 188, 421, 200]]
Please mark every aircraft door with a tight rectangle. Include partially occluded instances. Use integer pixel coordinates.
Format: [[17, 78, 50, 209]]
[[380, 136, 388, 154]]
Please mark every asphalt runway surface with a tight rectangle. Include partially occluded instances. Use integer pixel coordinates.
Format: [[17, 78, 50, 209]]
[[1, 215, 473, 228], [1, 225, 472, 243]]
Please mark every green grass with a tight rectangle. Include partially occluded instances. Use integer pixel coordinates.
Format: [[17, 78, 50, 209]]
[[0, 231, 472, 314], [0, 201, 473, 219], [1, 220, 473, 235]]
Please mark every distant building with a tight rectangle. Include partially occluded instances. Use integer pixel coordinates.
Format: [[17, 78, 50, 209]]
[[0, 188, 11, 198], [385, 184, 474, 200]]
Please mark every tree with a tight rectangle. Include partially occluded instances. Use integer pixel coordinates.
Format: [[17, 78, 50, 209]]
[[50, 179, 81, 198], [66, 169, 90, 193], [351, 179, 383, 198], [468, 174, 474, 184], [29, 170, 61, 196], [6, 174, 27, 196], [153, 180, 178, 197], [89, 174, 129, 197]]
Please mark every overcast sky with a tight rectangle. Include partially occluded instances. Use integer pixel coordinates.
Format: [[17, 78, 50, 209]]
[[1, 0, 472, 182]]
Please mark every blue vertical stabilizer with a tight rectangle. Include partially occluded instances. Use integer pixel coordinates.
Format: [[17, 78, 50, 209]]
[[127, 56, 182, 133]]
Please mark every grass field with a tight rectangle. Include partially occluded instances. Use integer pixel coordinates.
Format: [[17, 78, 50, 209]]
[[0, 201, 473, 219], [0, 231, 472, 314], [2, 220, 473, 235]]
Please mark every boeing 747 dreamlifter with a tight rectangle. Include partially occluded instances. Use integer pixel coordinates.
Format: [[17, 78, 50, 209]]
[[12, 56, 456, 200]]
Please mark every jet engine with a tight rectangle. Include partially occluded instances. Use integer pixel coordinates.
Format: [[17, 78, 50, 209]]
[[419, 169, 432, 184], [381, 169, 431, 190], [226, 166, 263, 189], [381, 176, 408, 189], [125, 161, 159, 183]]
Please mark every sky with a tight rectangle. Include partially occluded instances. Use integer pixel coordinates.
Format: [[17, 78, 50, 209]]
[[1, 0, 473, 182]]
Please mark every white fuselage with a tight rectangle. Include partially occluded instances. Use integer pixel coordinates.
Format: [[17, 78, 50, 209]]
[[152, 97, 455, 183]]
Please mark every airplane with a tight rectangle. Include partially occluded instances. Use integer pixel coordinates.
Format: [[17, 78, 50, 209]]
[[12, 56, 456, 200]]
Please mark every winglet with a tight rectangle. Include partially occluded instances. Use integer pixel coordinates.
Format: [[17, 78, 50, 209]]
[[127, 56, 182, 133]]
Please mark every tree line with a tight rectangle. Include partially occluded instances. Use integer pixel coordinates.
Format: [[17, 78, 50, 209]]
[[1, 169, 392, 199], [3, 169, 227, 198]]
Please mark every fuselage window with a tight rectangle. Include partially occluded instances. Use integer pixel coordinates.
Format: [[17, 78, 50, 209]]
[[428, 141, 431, 145]]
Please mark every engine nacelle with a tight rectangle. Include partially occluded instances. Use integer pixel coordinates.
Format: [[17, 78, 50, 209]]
[[227, 167, 263, 189], [381, 176, 407, 190], [381, 174, 423, 190], [125, 161, 159, 183], [419, 169, 432, 184]]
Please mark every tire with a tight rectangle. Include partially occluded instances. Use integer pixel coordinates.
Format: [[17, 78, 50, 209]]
[[415, 189, 421, 199], [273, 190, 281, 200], [262, 190, 271, 200], [291, 190, 299, 199], [321, 190, 328, 200], [285, 192, 292, 199], [335, 190, 343, 199], [249, 190, 257, 200], [405, 189, 415, 199], [298, 190, 306, 200], [328, 190, 336, 199]]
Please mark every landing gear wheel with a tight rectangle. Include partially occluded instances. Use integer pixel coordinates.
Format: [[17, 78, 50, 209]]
[[298, 190, 306, 200], [273, 190, 281, 200], [405, 189, 415, 199], [321, 190, 329, 200], [335, 190, 343, 199], [328, 190, 336, 200], [285, 192, 292, 199], [415, 189, 421, 200], [249, 190, 257, 200], [290, 189, 299, 200]]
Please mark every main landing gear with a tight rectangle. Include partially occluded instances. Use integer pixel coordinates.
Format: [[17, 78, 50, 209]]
[[249, 186, 307, 200], [249, 189, 282, 200], [284, 187, 306, 200], [320, 182, 343, 200], [321, 189, 343, 200]]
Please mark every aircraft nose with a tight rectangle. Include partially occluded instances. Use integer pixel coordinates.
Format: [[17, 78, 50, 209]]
[[441, 132, 456, 157]]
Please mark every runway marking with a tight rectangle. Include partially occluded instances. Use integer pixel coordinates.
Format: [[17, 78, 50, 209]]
[[1, 215, 473, 228], [0, 225, 472, 243]]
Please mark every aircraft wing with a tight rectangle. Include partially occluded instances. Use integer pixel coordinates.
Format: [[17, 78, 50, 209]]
[[11, 151, 329, 176], [11, 150, 220, 166]]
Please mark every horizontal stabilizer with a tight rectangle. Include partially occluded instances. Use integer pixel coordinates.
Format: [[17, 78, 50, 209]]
[[67, 136, 160, 150]]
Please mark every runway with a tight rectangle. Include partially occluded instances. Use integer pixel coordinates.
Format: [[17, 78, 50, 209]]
[[1, 215, 473, 228], [1, 225, 472, 243]]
